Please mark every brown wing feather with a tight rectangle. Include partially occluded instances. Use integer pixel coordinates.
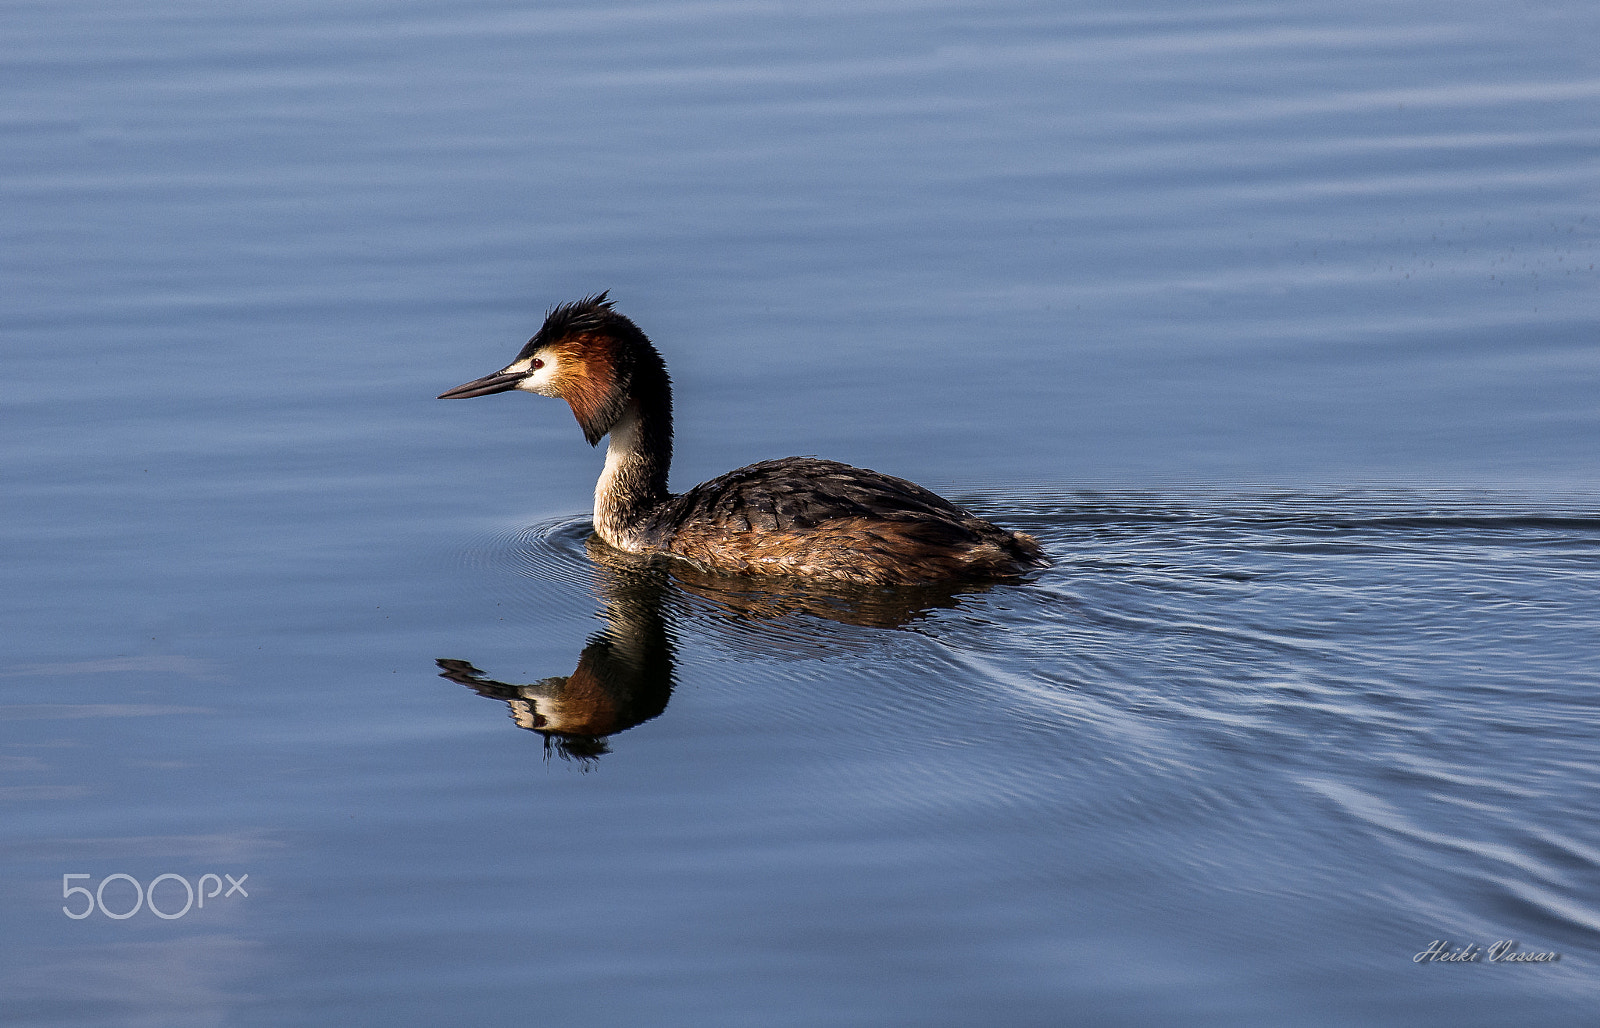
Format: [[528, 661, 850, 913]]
[[648, 458, 1043, 585]]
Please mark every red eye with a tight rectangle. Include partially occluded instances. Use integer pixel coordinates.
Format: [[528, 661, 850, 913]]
[[532, 358, 544, 370]]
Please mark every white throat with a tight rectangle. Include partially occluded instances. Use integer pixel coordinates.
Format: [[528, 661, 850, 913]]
[[594, 406, 648, 551]]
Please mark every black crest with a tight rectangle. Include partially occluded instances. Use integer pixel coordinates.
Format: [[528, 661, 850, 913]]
[[521, 291, 616, 353]]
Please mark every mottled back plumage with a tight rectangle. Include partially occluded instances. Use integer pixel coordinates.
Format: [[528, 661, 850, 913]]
[[641, 458, 1042, 584]]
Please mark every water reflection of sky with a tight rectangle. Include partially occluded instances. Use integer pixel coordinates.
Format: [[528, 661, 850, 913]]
[[3, 0, 1598, 1023]]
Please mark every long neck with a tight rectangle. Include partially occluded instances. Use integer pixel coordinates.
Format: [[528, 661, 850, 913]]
[[593, 387, 673, 552]]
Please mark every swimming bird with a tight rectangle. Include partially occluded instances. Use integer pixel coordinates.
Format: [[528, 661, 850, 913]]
[[440, 294, 1043, 585]]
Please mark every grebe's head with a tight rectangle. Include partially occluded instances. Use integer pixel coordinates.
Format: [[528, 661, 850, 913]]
[[439, 292, 668, 445]]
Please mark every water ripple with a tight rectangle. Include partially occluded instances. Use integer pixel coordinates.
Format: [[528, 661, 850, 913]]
[[458, 488, 1600, 952]]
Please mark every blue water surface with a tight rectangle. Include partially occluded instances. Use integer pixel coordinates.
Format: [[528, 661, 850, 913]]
[[3, 0, 1597, 1024]]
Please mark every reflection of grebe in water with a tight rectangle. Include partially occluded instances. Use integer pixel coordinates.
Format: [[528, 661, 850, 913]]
[[437, 558, 675, 762], [439, 541, 997, 760], [440, 294, 1044, 585]]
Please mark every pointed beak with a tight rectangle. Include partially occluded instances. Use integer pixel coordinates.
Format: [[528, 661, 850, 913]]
[[438, 369, 525, 399]]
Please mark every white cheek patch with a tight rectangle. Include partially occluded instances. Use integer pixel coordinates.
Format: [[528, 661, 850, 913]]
[[508, 352, 562, 397]]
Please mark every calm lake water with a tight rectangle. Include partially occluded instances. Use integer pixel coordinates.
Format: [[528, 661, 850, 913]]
[[4, 0, 1598, 1023]]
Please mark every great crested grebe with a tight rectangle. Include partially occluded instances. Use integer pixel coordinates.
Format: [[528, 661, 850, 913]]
[[440, 294, 1044, 585]]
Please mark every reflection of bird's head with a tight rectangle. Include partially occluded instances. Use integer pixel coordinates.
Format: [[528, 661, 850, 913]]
[[440, 654, 639, 756]]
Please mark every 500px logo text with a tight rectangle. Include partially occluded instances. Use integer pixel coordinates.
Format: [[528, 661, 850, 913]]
[[62, 873, 249, 920]]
